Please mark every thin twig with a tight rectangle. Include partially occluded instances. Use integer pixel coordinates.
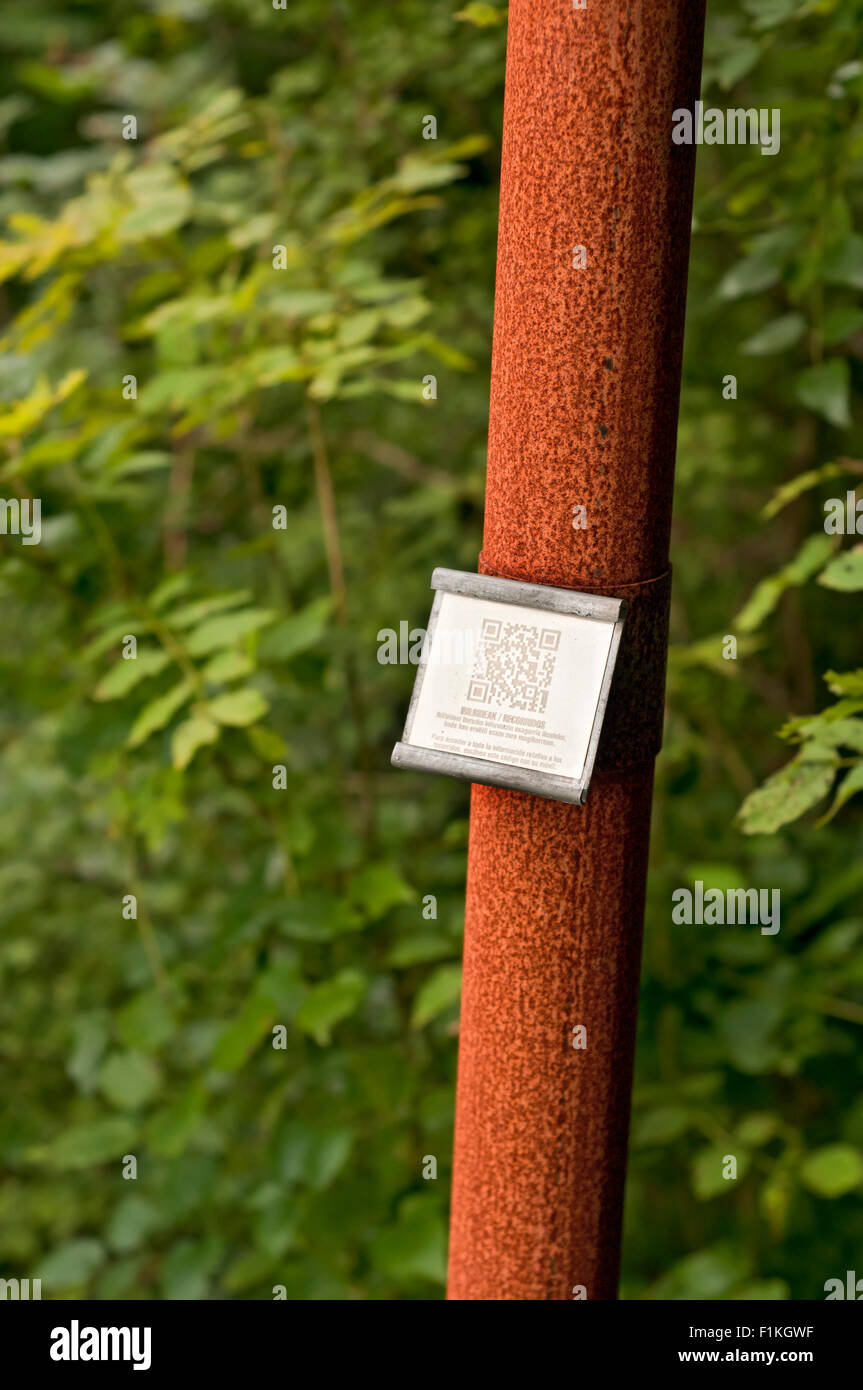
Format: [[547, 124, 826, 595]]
[[305, 396, 376, 847]]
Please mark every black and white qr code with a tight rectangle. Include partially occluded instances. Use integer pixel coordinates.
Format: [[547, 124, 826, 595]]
[[466, 619, 561, 714]]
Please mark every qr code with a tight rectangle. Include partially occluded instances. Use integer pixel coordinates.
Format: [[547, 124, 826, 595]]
[[466, 619, 561, 714]]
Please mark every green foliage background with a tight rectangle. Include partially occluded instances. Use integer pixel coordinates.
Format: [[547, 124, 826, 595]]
[[0, 0, 861, 1300]]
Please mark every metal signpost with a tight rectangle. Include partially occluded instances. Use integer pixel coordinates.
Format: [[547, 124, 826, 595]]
[[394, 0, 706, 1299]]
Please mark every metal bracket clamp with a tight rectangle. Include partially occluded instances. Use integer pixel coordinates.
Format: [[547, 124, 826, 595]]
[[477, 558, 673, 773], [580, 569, 671, 771]]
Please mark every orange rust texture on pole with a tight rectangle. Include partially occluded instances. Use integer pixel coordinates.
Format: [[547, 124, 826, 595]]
[[447, 1, 705, 1301]]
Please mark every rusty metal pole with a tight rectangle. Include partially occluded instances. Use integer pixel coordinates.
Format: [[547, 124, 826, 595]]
[[447, 1, 705, 1301]]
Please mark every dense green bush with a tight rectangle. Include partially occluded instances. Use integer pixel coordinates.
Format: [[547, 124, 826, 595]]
[[0, 0, 860, 1299]]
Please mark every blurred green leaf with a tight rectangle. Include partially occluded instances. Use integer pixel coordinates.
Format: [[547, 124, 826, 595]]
[[116, 990, 176, 1051], [159, 1236, 224, 1300], [257, 597, 332, 662], [739, 750, 837, 834], [171, 714, 220, 770], [276, 1121, 354, 1190], [454, 3, 506, 26], [718, 252, 781, 300], [693, 1147, 750, 1198], [795, 360, 851, 429], [186, 609, 276, 656], [205, 688, 269, 727], [371, 1194, 446, 1283], [295, 970, 367, 1045], [818, 546, 863, 591], [41, 1238, 105, 1289], [48, 1119, 137, 1170], [98, 1051, 161, 1110], [127, 678, 195, 748], [93, 649, 169, 701], [735, 533, 833, 632], [411, 964, 462, 1029], [824, 233, 863, 291], [106, 1195, 162, 1254], [799, 1145, 863, 1198], [741, 313, 805, 356]]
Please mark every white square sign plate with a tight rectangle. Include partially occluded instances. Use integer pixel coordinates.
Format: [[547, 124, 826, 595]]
[[391, 568, 626, 804]]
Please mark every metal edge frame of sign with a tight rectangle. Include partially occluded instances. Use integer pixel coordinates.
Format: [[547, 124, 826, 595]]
[[391, 567, 627, 805]]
